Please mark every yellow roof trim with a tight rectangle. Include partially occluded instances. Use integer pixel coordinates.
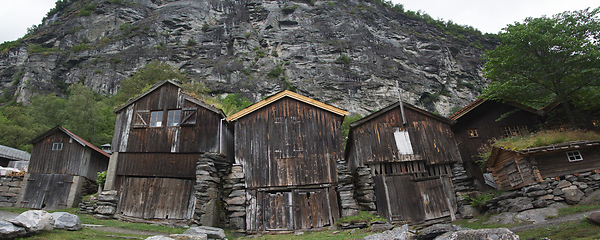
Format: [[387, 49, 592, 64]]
[[226, 90, 349, 121]]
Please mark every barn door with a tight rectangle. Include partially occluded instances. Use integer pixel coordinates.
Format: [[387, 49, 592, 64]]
[[262, 191, 293, 231], [413, 176, 456, 220], [117, 176, 194, 219], [376, 175, 425, 222], [294, 189, 332, 229], [21, 173, 72, 210]]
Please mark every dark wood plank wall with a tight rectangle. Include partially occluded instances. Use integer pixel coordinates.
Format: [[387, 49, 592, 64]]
[[20, 173, 73, 210], [235, 97, 343, 189], [112, 83, 222, 153], [452, 101, 541, 182], [533, 147, 600, 178], [490, 150, 537, 191], [116, 176, 194, 219], [86, 151, 110, 181], [350, 105, 460, 167], [116, 153, 198, 179], [29, 131, 86, 176]]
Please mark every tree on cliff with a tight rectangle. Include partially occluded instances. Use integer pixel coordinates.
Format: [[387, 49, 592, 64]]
[[482, 7, 600, 126], [115, 61, 188, 104]]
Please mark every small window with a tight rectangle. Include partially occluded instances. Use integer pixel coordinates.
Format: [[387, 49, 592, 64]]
[[468, 129, 478, 138], [167, 110, 181, 126], [150, 111, 163, 127], [567, 151, 583, 162], [52, 143, 63, 151], [502, 125, 529, 138]]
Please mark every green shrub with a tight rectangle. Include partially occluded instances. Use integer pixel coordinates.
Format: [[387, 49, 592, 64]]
[[336, 54, 351, 64], [96, 171, 107, 188], [256, 50, 265, 58], [78, 10, 91, 16], [202, 23, 210, 32], [94, 70, 102, 74], [267, 66, 283, 78], [245, 32, 251, 38], [0, 41, 21, 54], [465, 191, 498, 209], [271, 50, 278, 57], [186, 39, 197, 46], [71, 43, 88, 52], [111, 58, 122, 64], [112, 0, 123, 5]]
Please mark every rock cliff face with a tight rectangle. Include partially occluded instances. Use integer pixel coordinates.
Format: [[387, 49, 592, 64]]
[[0, 0, 499, 116]]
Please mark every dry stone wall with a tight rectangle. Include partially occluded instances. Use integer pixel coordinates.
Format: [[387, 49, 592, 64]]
[[0, 176, 23, 207], [337, 160, 359, 217]]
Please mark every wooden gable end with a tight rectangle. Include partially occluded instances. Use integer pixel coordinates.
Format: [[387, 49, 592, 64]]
[[112, 83, 223, 153], [235, 97, 344, 189], [29, 131, 89, 177], [351, 105, 460, 166], [489, 149, 538, 191]]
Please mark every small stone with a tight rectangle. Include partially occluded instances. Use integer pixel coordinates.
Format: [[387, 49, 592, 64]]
[[557, 180, 572, 189], [553, 196, 565, 201], [539, 194, 554, 200], [566, 175, 578, 182], [553, 188, 564, 196]]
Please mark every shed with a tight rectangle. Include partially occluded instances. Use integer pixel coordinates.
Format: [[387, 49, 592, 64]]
[[450, 99, 543, 189], [346, 102, 460, 223], [18, 126, 110, 210], [487, 140, 600, 191], [0, 144, 30, 168], [226, 90, 348, 232], [110, 80, 232, 220]]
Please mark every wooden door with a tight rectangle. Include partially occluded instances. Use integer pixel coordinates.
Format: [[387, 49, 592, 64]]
[[294, 189, 332, 229], [116, 176, 194, 219], [262, 191, 293, 231], [414, 176, 456, 220], [20, 173, 72, 210]]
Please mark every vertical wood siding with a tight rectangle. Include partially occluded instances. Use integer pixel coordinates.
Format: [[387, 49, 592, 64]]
[[534, 147, 600, 178], [20, 173, 73, 210], [29, 131, 86, 176], [350, 106, 460, 167], [235, 97, 343, 188], [490, 150, 537, 191]]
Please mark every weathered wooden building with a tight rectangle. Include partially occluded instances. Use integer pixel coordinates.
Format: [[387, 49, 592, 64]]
[[110, 80, 231, 220], [0, 144, 30, 168], [18, 126, 110, 210], [488, 140, 600, 191], [450, 99, 543, 189], [346, 102, 460, 223], [226, 90, 348, 232]]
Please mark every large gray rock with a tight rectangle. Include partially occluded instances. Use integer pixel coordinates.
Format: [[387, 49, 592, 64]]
[[369, 222, 394, 232], [499, 197, 534, 212], [0, 221, 26, 239], [434, 228, 519, 240], [458, 205, 480, 219], [50, 212, 81, 231], [364, 225, 413, 240], [580, 190, 600, 205], [8, 210, 53, 233], [168, 234, 207, 240], [563, 187, 585, 204], [532, 199, 548, 208], [586, 212, 600, 226], [514, 207, 559, 224], [146, 236, 175, 240], [416, 224, 467, 240], [183, 226, 225, 239], [485, 212, 519, 225]]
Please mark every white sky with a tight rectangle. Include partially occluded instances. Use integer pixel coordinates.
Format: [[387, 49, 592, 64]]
[[0, 0, 598, 43]]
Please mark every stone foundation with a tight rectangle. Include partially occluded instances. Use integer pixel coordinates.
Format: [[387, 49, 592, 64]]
[[193, 153, 232, 227], [484, 171, 600, 214], [354, 166, 376, 215], [337, 160, 359, 217], [222, 164, 246, 229], [451, 163, 479, 214], [0, 176, 23, 207]]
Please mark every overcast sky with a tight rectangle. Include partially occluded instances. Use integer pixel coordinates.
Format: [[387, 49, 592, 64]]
[[0, 0, 598, 43]]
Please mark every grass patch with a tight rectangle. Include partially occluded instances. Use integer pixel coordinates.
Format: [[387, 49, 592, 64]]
[[556, 204, 600, 217], [517, 218, 600, 240], [494, 129, 600, 151], [244, 229, 372, 240], [15, 228, 149, 240], [336, 211, 386, 225]]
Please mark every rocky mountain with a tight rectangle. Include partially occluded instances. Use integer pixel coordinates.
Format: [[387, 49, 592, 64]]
[[0, 0, 499, 116]]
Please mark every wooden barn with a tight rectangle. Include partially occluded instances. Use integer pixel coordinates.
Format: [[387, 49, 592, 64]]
[[226, 90, 348, 232], [110, 80, 231, 220], [0, 144, 30, 168], [18, 126, 110, 210], [488, 140, 600, 191], [450, 99, 543, 189], [346, 102, 460, 223]]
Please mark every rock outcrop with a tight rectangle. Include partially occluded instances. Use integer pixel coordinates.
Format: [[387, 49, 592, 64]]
[[0, 0, 497, 116]]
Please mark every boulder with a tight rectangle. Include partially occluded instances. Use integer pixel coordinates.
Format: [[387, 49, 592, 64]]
[[416, 224, 466, 240], [514, 207, 558, 224], [183, 226, 225, 239], [146, 236, 175, 240], [434, 228, 519, 240], [95, 205, 116, 215], [500, 197, 534, 212], [168, 234, 207, 240], [369, 222, 394, 232], [50, 212, 81, 231], [563, 187, 585, 204], [485, 212, 519, 225], [364, 225, 413, 240], [586, 212, 600, 226], [8, 210, 53, 233], [0, 221, 26, 239], [532, 199, 548, 208], [458, 205, 480, 219], [580, 190, 600, 205]]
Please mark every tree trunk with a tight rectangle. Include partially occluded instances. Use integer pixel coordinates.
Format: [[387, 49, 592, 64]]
[[560, 99, 577, 128]]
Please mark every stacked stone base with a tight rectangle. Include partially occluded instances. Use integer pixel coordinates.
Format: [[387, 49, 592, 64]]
[[355, 166, 376, 215], [485, 171, 600, 214], [0, 175, 23, 207], [193, 153, 232, 227], [222, 164, 246, 230], [337, 160, 359, 217]]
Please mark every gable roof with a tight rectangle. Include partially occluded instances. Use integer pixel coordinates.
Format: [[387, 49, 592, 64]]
[[29, 126, 110, 158], [350, 101, 454, 129], [114, 79, 225, 117], [226, 90, 349, 122], [0, 145, 30, 162], [449, 98, 542, 121]]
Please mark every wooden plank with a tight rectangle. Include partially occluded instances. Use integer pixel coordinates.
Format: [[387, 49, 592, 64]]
[[116, 176, 193, 219]]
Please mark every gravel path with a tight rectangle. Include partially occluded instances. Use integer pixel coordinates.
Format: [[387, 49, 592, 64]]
[[509, 209, 598, 232]]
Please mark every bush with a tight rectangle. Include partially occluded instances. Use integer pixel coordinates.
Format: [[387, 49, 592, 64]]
[[96, 171, 107, 188], [111, 58, 122, 64], [336, 54, 351, 64], [202, 23, 210, 32], [186, 39, 197, 46], [267, 66, 283, 78], [71, 43, 88, 52], [256, 50, 265, 58]]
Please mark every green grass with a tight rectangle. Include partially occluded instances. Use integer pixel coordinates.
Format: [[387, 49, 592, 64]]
[[336, 211, 386, 225], [494, 129, 600, 151], [15, 228, 148, 240], [517, 218, 600, 240], [242, 229, 372, 240], [556, 204, 600, 217]]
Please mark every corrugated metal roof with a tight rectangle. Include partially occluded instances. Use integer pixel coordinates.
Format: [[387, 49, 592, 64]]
[[0, 145, 30, 162]]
